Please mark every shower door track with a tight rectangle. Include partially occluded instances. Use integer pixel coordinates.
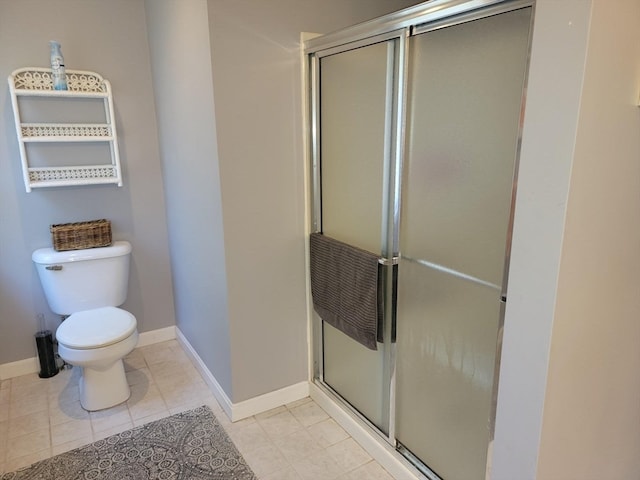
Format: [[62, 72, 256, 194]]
[[313, 377, 444, 480]]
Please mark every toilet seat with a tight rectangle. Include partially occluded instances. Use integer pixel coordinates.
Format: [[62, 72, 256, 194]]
[[57, 306, 137, 350]]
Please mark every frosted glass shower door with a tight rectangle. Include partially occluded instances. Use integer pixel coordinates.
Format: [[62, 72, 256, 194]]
[[318, 39, 395, 430], [395, 7, 532, 480]]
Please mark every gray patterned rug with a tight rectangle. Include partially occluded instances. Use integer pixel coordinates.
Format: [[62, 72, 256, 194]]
[[1, 405, 256, 479]]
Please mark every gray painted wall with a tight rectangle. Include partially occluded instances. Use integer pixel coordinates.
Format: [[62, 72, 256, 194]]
[[144, 0, 233, 396], [0, 0, 176, 365]]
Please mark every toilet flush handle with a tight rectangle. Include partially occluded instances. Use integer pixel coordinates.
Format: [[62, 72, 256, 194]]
[[46, 265, 63, 271]]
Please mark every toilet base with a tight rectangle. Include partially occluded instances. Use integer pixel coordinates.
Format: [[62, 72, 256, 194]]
[[80, 359, 130, 411], [57, 329, 138, 411]]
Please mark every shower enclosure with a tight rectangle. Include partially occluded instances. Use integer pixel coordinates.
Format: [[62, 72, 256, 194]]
[[306, 0, 534, 478]]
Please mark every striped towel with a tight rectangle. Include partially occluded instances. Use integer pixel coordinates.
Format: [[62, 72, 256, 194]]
[[309, 233, 380, 350]]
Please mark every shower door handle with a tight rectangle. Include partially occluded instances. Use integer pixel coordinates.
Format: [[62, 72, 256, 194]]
[[378, 256, 399, 266]]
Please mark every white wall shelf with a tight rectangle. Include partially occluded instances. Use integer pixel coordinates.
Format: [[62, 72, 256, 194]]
[[8, 67, 123, 192]]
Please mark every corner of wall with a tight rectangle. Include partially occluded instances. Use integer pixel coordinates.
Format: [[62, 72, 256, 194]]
[[176, 327, 309, 422]]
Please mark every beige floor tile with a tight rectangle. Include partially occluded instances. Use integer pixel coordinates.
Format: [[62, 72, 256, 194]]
[[125, 367, 153, 387], [160, 380, 210, 409], [46, 368, 78, 395], [10, 382, 48, 405], [184, 365, 207, 383], [7, 428, 51, 460], [139, 343, 175, 366], [166, 347, 193, 366], [226, 421, 272, 455], [8, 412, 49, 438], [51, 434, 93, 456], [0, 420, 7, 463], [49, 382, 80, 406], [123, 350, 146, 371], [326, 438, 371, 472], [285, 397, 313, 409], [127, 384, 168, 420], [168, 398, 208, 415], [51, 418, 92, 446], [151, 365, 194, 389], [291, 449, 345, 480], [92, 420, 134, 441], [223, 415, 257, 435], [89, 404, 131, 433], [8, 396, 48, 419], [255, 405, 287, 420], [0, 387, 10, 406], [289, 401, 329, 427], [257, 410, 304, 439], [306, 418, 349, 448], [132, 411, 169, 427], [5, 448, 51, 473], [243, 444, 291, 478], [49, 399, 90, 425], [162, 340, 181, 350], [150, 363, 201, 390], [9, 373, 41, 389], [261, 465, 304, 480], [124, 347, 145, 361], [273, 428, 321, 463], [337, 460, 395, 480]]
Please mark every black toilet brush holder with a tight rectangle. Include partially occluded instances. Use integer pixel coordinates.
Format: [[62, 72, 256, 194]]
[[35, 329, 59, 378]]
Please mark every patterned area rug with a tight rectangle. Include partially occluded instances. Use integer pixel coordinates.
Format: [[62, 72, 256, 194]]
[[1, 405, 256, 480]]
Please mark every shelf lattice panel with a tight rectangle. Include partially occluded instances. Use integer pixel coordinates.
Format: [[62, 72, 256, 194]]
[[21, 124, 112, 138], [12, 68, 107, 93]]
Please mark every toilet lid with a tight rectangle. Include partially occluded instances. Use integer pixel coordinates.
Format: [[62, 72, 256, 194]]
[[56, 306, 137, 349]]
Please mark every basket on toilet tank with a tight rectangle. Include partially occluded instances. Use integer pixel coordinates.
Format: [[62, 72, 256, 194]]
[[50, 219, 112, 252]]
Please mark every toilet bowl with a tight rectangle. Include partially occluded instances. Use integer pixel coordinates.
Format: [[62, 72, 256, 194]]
[[56, 306, 138, 411], [32, 241, 138, 411]]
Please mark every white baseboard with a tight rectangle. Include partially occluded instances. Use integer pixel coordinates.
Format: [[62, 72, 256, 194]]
[[309, 382, 422, 480], [0, 357, 40, 381], [175, 327, 309, 422], [232, 381, 309, 421], [136, 325, 176, 347], [0, 325, 177, 381], [175, 327, 234, 419]]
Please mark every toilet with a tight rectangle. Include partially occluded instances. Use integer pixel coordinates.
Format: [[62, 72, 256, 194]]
[[32, 241, 138, 411]]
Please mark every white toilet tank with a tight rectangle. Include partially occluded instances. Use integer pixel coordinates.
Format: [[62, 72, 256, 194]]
[[32, 240, 132, 315]]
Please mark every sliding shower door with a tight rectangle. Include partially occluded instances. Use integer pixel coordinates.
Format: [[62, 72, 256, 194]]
[[308, 1, 533, 478], [395, 7, 532, 480], [314, 35, 402, 432]]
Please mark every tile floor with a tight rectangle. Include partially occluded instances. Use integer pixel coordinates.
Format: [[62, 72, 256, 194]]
[[0, 339, 395, 480]]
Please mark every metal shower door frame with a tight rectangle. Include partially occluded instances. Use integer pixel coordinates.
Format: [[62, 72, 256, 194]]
[[305, 0, 535, 477], [308, 27, 407, 444]]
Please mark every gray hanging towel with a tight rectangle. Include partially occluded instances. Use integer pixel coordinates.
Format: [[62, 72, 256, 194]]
[[310, 232, 380, 350]]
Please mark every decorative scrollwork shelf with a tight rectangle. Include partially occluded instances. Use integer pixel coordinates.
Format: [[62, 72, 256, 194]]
[[8, 68, 123, 192]]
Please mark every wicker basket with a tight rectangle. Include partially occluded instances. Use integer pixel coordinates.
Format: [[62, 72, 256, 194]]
[[50, 219, 112, 251]]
